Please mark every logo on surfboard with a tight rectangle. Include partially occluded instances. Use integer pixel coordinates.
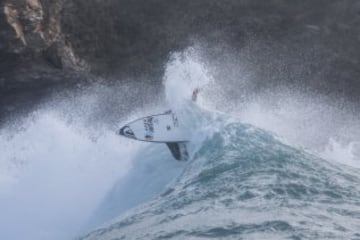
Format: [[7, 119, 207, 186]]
[[144, 117, 154, 140]]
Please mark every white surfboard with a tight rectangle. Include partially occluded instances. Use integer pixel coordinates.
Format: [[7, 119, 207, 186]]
[[118, 111, 188, 143], [118, 111, 189, 161]]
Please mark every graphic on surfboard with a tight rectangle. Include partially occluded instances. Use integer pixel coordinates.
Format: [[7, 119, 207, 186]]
[[118, 111, 189, 161]]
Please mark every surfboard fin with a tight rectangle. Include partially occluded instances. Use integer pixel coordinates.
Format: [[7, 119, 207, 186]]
[[166, 142, 189, 161]]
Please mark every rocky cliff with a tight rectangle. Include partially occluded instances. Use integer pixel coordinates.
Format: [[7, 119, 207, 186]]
[[1, 0, 360, 124]]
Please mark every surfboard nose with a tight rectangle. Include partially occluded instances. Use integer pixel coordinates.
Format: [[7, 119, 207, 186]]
[[118, 126, 125, 136], [118, 125, 135, 139], [118, 125, 129, 136]]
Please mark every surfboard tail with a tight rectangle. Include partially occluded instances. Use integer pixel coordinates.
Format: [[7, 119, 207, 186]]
[[166, 142, 189, 161]]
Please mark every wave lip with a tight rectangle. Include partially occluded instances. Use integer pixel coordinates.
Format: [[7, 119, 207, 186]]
[[81, 121, 360, 240]]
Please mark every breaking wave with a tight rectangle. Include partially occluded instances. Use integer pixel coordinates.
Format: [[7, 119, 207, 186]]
[[1, 49, 360, 240], [81, 112, 360, 239]]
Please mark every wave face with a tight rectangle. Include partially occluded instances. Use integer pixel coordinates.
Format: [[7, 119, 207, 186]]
[[81, 114, 360, 240]]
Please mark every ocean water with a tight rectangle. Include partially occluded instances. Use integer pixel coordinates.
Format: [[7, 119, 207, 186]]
[[1, 49, 360, 240], [80, 50, 360, 239], [80, 108, 360, 240]]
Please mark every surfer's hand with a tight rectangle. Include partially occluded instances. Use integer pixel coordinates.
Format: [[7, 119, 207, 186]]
[[192, 88, 200, 102]]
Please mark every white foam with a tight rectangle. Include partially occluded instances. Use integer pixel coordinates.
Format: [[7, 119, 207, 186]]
[[0, 109, 139, 240], [163, 48, 212, 109], [164, 48, 360, 169], [321, 138, 360, 167]]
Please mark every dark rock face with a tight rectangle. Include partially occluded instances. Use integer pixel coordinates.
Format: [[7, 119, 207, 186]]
[[1, 0, 360, 124]]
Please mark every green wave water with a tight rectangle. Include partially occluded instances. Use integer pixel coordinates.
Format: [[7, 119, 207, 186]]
[[81, 117, 360, 240]]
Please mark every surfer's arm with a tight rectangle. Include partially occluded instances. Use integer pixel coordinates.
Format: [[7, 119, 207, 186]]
[[192, 88, 200, 102]]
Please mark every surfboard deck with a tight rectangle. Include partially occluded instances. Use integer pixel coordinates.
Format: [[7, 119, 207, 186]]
[[118, 111, 189, 161], [118, 111, 188, 143]]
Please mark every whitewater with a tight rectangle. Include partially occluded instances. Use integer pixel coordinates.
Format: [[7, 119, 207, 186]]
[[1, 49, 360, 240]]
